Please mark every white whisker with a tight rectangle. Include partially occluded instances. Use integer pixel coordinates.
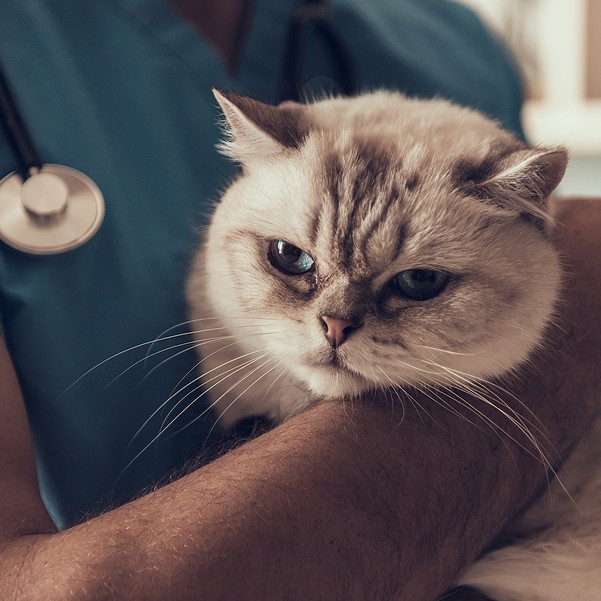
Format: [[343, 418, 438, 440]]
[[141, 329, 282, 386], [125, 347, 272, 455], [203, 359, 283, 441], [416, 357, 556, 475], [58, 317, 281, 400], [106, 339, 200, 387], [414, 344, 478, 357], [417, 356, 553, 454], [375, 365, 408, 423], [160, 338, 256, 409], [120, 352, 274, 477], [158, 352, 272, 436]]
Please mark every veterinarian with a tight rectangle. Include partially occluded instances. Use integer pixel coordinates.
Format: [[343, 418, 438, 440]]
[[0, 1, 598, 599]]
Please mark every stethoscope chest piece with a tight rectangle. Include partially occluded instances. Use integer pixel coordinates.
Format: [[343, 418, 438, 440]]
[[0, 164, 105, 255]]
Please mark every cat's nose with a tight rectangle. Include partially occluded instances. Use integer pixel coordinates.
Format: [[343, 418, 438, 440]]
[[321, 315, 362, 348]]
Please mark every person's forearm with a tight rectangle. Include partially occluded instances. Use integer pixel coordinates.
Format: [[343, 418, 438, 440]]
[[0, 375, 593, 601], [0, 401, 542, 601], [5, 397, 485, 600]]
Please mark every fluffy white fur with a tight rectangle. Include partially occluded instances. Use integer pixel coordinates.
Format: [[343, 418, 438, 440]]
[[185, 90, 599, 601]]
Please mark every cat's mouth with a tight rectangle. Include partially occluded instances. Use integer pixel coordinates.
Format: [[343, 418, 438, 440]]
[[312, 348, 355, 373], [300, 350, 372, 399], [325, 351, 343, 367]]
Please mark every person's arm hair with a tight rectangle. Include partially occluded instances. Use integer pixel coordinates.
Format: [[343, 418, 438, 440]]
[[0, 197, 599, 601]]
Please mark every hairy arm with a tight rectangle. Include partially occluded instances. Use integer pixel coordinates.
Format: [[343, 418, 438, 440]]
[[0, 197, 599, 601]]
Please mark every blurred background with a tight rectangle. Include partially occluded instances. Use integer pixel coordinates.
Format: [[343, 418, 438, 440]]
[[458, 0, 601, 196]]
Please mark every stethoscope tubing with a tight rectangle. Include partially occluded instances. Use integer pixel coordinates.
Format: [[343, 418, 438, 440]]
[[0, 63, 42, 180], [279, 0, 357, 102]]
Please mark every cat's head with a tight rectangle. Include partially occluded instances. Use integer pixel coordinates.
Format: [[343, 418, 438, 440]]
[[197, 90, 566, 408]]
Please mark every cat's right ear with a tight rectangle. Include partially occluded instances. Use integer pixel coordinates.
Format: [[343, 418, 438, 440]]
[[457, 145, 568, 227], [212, 89, 309, 163]]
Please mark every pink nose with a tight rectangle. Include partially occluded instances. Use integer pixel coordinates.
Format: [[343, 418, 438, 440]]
[[321, 316, 361, 348]]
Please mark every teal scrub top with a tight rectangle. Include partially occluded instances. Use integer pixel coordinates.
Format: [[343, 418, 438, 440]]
[[0, 0, 524, 528]]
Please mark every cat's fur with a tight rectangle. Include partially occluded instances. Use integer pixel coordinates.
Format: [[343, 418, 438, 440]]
[[186, 90, 599, 600]]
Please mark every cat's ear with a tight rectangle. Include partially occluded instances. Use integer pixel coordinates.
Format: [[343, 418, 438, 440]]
[[212, 89, 309, 163], [464, 146, 568, 225]]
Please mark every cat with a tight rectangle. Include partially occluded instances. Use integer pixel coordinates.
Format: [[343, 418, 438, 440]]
[[186, 89, 599, 601], [187, 90, 564, 428]]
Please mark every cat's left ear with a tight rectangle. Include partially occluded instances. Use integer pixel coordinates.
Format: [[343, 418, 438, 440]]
[[213, 89, 309, 163], [471, 147, 568, 224]]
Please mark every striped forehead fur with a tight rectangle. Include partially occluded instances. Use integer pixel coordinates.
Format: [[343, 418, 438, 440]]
[[316, 136, 408, 273]]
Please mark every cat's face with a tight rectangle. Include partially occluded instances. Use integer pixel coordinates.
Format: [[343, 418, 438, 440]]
[[194, 91, 565, 405]]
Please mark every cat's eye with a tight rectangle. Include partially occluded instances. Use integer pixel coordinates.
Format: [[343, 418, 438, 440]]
[[391, 269, 449, 301], [269, 240, 315, 275]]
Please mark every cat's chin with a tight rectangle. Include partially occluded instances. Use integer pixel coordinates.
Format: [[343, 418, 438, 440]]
[[295, 363, 373, 399]]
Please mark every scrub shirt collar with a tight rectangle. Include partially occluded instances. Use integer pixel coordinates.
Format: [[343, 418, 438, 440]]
[[234, 0, 305, 102], [115, 0, 229, 90], [115, 0, 304, 102]]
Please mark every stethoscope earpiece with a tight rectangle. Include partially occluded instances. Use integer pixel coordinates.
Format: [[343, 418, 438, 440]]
[[0, 164, 104, 255]]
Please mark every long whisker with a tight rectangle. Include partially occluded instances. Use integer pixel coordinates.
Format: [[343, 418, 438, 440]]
[[203, 359, 283, 442], [419, 361, 555, 474], [259, 363, 290, 407], [56, 332, 200, 400], [157, 336, 275, 413], [163, 340, 279, 411], [382, 356, 462, 425], [154, 355, 278, 452], [119, 352, 273, 478], [148, 315, 282, 348], [442, 379, 543, 459], [109, 330, 268, 388], [417, 357, 547, 427], [125, 348, 271, 454], [414, 344, 478, 357], [159, 338, 261, 408], [59, 319, 280, 399], [140, 328, 282, 386], [415, 384, 491, 432], [428, 384, 521, 456], [416, 357, 554, 457], [395, 353, 558, 482], [375, 365, 409, 424], [436, 382, 574, 508], [445, 379, 574, 504], [106, 339, 200, 387], [157, 352, 272, 436]]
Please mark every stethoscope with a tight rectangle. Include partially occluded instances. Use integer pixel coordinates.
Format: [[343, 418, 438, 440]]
[[0, 0, 355, 256], [0, 61, 105, 255]]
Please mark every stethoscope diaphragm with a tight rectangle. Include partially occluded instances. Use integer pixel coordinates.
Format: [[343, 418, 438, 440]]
[[0, 164, 105, 255]]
